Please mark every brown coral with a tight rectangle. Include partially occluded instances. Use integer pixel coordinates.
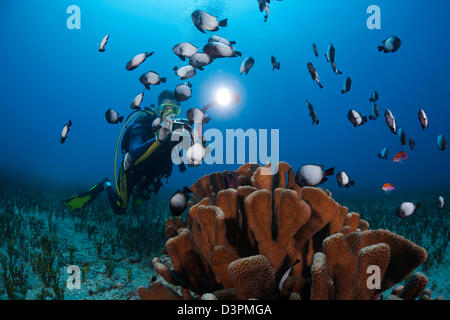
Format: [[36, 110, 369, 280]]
[[138, 162, 429, 300], [388, 273, 442, 300]]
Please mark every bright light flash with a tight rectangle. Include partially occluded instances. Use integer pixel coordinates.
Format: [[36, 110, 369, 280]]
[[216, 88, 232, 106]]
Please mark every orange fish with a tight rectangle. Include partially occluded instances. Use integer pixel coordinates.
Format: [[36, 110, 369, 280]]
[[393, 151, 408, 163], [382, 183, 395, 192]]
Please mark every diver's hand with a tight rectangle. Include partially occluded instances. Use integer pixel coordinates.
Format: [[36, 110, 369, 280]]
[[157, 115, 174, 142]]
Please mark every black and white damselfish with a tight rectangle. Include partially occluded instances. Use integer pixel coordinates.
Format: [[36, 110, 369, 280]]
[[169, 187, 192, 216], [60, 120, 72, 144]]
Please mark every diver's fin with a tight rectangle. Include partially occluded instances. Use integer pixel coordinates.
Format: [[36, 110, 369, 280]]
[[63, 180, 107, 212], [63, 193, 93, 212]]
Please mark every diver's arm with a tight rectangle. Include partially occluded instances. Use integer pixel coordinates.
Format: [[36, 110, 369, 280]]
[[125, 115, 175, 169]]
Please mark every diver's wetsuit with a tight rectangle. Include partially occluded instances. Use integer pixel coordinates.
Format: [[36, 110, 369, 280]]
[[64, 99, 191, 215], [105, 110, 182, 215]]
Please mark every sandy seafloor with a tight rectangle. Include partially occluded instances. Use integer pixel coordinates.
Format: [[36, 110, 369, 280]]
[[0, 192, 448, 300]]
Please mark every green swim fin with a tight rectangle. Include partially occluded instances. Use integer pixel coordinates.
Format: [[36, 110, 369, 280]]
[[63, 181, 106, 212], [63, 193, 93, 212]]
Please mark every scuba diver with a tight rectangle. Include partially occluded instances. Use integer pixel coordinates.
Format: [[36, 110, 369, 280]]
[[64, 90, 201, 215]]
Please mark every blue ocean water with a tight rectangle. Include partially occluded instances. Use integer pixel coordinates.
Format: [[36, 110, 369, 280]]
[[0, 0, 449, 193]]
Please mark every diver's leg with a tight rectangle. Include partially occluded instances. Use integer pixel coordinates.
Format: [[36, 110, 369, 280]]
[[104, 179, 127, 215], [103, 164, 139, 215]]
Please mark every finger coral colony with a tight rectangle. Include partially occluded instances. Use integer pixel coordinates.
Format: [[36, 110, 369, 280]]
[[138, 162, 439, 300]]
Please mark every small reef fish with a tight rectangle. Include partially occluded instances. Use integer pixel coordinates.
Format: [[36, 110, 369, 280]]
[[278, 259, 300, 292], [123, 152, 133, 171], [341, 76, 352, 94], [378, 147, 389, 160], [336, 171, 355, 188], [191, 10, 228, 33], [60, 120, 72, 144], [271, 56, 281, 71], [105, 108, 124, 124], [126, 52, 154, 71], [131, 91, 144, 110], [296, 165, 335, 187], [397, 202, 421, 218], [140, 71, 167, 90], [169, 187, 192, 216], [418, 109, 429, 130], [174, 82, 193, 102], [325, 44, 343, 75], [307, 62, 323, 89], [437, 196, 444, 210], [369, 103, 379, 120], [382, 183, 395, 192], [313, 43, 319, 57], [347, 109, 368, 128], [409, 138, 416, 150], [306, 99, 319, 126], [437, 134, 447, 151], [257, 0, 270, 22], [98, 34, 109, 52], [189, 52, 214, 70], [186, 143, 206, 166], [173, 42, 198, 61], [240, 57, 255, 75], [324, 44, 335, 63], [173, 65, 196, 80], [393, 151, 408, 163], [370, 91, 379, 102], [203, 43, 241, 59], [384, 109, 398, 134], [398, 128, 407, 146], [378, 36, 401, 53], [187, 107, 211, 126], [208, 35, 236, 46]]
